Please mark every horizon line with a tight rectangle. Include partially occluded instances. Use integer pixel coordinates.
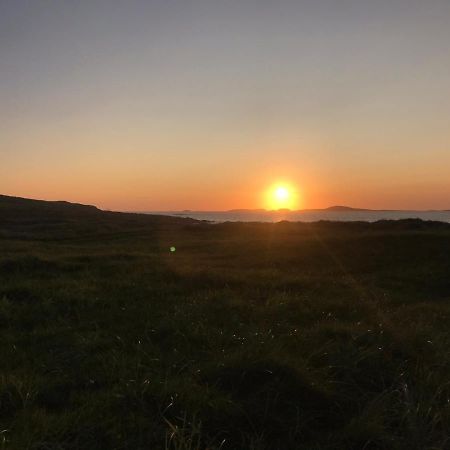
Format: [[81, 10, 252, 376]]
[[2, 194, 449, 213]]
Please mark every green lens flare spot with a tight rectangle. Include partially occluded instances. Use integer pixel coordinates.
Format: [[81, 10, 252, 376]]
[[170, 246, 176, 252]]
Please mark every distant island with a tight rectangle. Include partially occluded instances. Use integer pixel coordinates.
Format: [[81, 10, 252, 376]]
[[321, 205, 371, 212]]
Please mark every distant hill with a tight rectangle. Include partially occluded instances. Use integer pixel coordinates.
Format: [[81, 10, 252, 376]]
[[0, 194, 101, 214], [0, 195, 198, 240], [322, 205, 371, 211], [227, 208, 267, 213]]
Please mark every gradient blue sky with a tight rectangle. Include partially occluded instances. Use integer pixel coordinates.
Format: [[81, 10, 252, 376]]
[[1, 0, 450, 210]]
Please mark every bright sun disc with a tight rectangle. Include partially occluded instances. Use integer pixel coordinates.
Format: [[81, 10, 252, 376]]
[[265, 183, 299, 210], [275, 186, 289, 201]]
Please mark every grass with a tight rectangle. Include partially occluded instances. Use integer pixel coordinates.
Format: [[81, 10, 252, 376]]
[[0, 197, 449, 449]]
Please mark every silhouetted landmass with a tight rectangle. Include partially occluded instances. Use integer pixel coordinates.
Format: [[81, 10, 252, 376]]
[[227, 208, 267, 212], [0, 194, 101, 215], [322, 205, 370, 211], [0, 194, 198, 240], [302, 206, 379, 212], [275, 207, 291, 212], [1, 195, 449, 449]]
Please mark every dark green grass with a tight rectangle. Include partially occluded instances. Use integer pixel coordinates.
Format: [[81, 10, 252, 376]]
[[0, 205, 449, 449]]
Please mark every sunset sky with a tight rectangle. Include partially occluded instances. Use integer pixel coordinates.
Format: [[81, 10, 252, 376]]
[[1, 0, 450, 211]]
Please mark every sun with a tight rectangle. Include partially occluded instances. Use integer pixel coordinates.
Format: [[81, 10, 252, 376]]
[[265, 183, 299, 210], [275, 186, 289, 202]]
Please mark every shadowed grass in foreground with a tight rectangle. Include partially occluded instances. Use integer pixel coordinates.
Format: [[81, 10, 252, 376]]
[[0, 198, 449, 449]]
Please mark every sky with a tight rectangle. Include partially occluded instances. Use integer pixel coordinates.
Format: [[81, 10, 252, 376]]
[[1, 0, 450, 211]]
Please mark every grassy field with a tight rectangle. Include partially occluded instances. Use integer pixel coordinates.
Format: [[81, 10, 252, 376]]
[[1, 196, 450, 449]]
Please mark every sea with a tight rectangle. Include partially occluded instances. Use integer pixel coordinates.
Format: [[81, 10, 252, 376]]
[[145, 210, 450, 223]]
